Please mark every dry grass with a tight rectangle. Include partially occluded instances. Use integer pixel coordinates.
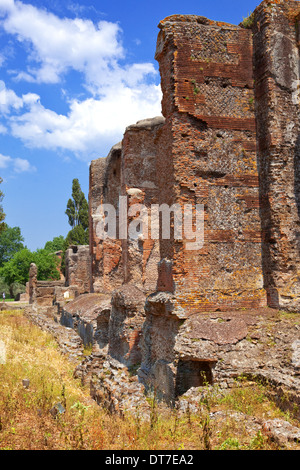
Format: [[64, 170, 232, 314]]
[[0, 310, 298, 450]]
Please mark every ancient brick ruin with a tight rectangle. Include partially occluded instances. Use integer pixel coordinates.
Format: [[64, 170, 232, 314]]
[[28, 0, 300, 411]]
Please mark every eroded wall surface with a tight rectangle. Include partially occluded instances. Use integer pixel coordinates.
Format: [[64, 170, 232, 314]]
[[89, 143, 123, 293], [89, 118, 165, 295], [65, 245, 91, 295], [253, 0, 300, 312], [155, 14, 266, 314]]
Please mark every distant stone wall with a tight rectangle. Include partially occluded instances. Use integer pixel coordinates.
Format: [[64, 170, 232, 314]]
[[65, 245, 91, 295], [89, 118, 165, 295], [89, 143, 123, 293]]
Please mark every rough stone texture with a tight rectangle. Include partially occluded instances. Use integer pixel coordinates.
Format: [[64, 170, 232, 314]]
[[252, 0, 300, 312], [89, 118, 165, 295], [140, 298, 300, 409], [60, 293, 111, 348], [28, 263, 38, 305], [24, 0, 300, 420], [108, 285, 146, 367], [65, 245, 91, 295], [89, 143, 123, 294], [121, 117, 165, 294], [34, 280, 65, 308], [155, 13, 266, 315]]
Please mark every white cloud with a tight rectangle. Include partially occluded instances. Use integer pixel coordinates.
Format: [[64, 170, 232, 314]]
[[10, 83, 162, 159], [0, 123, 7, 134], [0, 0, 163, 160], [0, 152, 35, 173], [0, 80, 23, 113], [13, 157, 36, 173], [0, 153, 12, 168], [0, 0, 137, 88]]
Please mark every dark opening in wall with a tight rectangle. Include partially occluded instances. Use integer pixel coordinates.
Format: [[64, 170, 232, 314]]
[[175, 359, 215, 397], [95, 309, 111, 349]]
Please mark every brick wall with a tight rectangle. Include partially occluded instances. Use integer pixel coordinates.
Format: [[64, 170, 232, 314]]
[[155, 14, 266, 315]]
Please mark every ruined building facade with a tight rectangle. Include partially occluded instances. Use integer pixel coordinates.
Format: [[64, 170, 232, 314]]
[[29, 0, 300, 406], [90, 0, 300, 314]]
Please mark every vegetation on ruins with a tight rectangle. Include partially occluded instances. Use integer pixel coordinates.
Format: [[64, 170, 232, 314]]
[[0, 309, 299, 451], [241, 11, 255, 28]]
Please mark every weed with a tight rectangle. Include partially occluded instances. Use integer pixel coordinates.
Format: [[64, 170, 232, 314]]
[[241, 12, 255, 29]]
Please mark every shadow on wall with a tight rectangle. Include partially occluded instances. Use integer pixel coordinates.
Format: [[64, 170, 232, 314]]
[[294, 134, 300, 258]]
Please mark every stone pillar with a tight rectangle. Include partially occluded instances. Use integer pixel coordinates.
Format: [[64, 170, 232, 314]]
[[29, 263, 37, 305], [65, 245, 92, 295], [121, 117, 165, 294], [253, 0, 300, 311]]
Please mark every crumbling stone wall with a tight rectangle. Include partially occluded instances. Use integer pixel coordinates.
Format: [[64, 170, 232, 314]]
[[89, 143, 123, 293], [65, 245, 91, 295], [253, 0, 300, 312], [121, 117, 165, 293], [89, 118, 165, 295], [155, 14, 266, 315], [27, 0, 300, 409]]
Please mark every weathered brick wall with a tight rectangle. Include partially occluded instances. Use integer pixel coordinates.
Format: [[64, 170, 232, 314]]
[[89, 0, 300, 316], [89, 143, 123, 293], [65, 245, 92, 295], [155, 15, 266, 315], [121, 117, 165, 293], [253, 0, 300, 312], [89, 118, 165, 295]]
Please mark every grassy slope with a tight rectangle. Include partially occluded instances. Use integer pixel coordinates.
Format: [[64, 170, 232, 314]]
[[0, 310, 299, 450]]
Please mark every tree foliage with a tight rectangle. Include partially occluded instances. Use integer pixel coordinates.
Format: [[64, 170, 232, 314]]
[[44, 235, 65, 253], [65, 179, 89, 230], [0, 223, 25, 267], [0, 248, 60, 286], [65, 225, 89, 247], [0, 177, 5, 233]]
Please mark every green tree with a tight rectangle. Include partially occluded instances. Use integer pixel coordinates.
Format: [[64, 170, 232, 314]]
[[0, 223, 25, 267], [34, 249, 61, 281], [44, 235, 65, 253], [0, 177, 5, 233], [0, 248, 60, 286], [65, 225, 89, 247], [0, 276, 10, 298], [65, 179, 89, 230]]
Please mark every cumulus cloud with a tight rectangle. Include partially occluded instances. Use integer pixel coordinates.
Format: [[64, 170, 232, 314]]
[[0, 152, 36, 173], [0, 153, 12, 168], [10, 83, 162, 158], [0, 0, 156, 89], [13, 156, 36, 173], [0, 0, 163, 160], [0, 80, 23, 113]]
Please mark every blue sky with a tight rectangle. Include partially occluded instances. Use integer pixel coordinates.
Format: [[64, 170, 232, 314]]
[[0, 0, 259, 251]]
